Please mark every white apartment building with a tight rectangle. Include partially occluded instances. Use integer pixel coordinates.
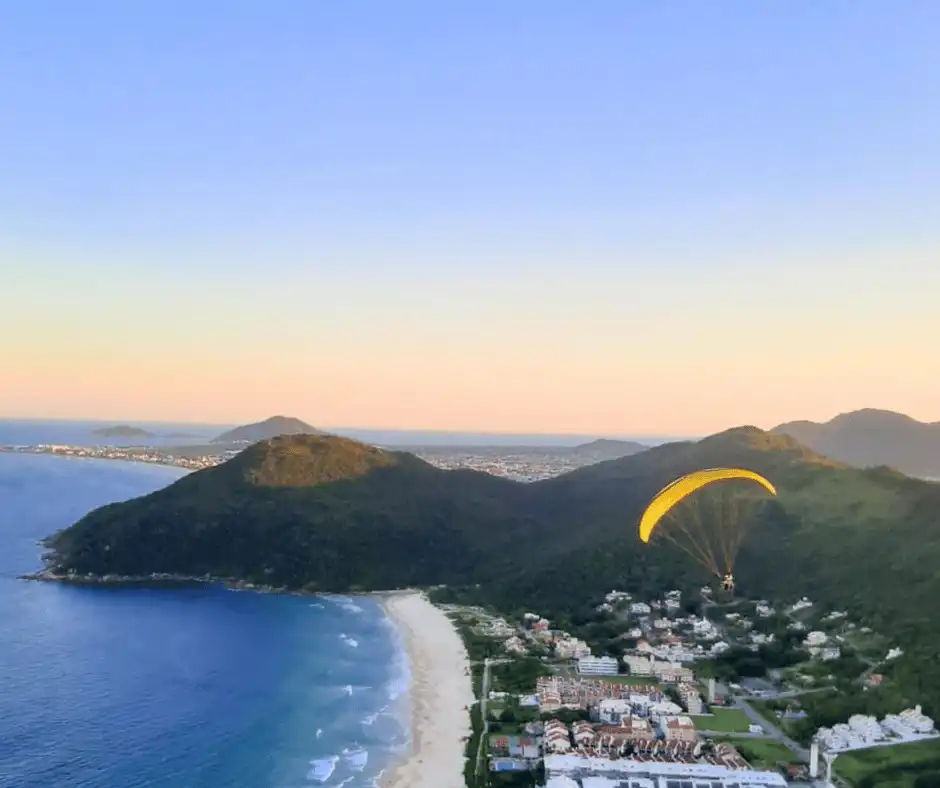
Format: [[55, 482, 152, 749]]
[[578, 656, 619, 676]]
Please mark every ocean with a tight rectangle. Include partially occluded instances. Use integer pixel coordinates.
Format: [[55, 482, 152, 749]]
[[0, 425, 411, 788]]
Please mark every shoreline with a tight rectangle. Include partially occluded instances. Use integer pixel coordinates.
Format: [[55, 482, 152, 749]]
[[18, 571, 419, 598], [380, 591, 475, 788]]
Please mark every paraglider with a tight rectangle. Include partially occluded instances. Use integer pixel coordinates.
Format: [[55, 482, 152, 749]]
[[638, 467, 777, 592]]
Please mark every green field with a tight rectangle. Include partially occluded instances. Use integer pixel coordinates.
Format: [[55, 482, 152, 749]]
[[715, 738, 796, 768], [691, 707, 752, 732], [834, 738, 940, 787]]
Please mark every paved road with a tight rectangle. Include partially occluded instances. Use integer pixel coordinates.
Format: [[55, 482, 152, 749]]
[[475, 657, 492, 777], [735, 699, 811, 762]]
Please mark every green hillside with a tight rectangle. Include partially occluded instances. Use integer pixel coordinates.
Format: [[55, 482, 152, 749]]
[[45, 434, 530, 592], [41, 427, 940, 714]]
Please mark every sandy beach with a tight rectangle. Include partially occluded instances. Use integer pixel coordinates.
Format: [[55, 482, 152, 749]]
[[381, 592, 476, 788]]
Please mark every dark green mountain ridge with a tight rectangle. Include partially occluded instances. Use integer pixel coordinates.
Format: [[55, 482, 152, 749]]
[[42, 426, 940, 714]]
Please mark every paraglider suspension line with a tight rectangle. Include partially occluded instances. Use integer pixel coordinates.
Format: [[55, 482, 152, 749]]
[[658, 515, 722, 579]]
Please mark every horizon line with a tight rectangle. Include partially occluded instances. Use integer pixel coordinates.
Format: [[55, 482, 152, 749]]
[[0, 414, 701, 441]]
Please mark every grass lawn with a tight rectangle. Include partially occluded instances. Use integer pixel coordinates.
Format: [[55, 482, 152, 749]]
[[834, 738, 940, 786], [727, 739, 797, 768], [691, 707, 752, 732], [748, 699, 797, 729]]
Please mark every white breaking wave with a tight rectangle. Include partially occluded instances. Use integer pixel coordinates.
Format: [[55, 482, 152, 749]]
[[306, 755, 338, 783]]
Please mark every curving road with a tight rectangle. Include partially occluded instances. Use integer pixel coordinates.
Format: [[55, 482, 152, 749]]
[[735, 698, 810, 761]]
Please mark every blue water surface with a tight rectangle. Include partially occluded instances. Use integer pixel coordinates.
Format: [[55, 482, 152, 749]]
[[0, 449, 409, 788]]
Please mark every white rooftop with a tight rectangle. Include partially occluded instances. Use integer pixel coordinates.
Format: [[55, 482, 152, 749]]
[[545, 754, 787, 786]]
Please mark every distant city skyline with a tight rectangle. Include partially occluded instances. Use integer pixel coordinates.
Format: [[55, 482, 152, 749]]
[[2, 2, 938, 433]]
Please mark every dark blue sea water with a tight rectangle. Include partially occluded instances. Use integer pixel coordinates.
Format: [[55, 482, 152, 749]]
[[0, 444, 410, 787]]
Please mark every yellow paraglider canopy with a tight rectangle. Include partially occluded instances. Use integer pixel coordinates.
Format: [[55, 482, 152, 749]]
[[638, 467, 777, 580]]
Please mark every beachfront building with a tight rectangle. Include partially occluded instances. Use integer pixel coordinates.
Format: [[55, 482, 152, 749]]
[[577, 656, 619, 676], [544, 754, 788, 788]]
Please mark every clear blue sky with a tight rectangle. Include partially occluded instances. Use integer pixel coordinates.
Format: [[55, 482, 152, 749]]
[[2, 1, 938, 433]]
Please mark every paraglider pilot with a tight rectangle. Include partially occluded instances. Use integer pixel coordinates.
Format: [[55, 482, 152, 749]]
[[721, 573, 735, 593]]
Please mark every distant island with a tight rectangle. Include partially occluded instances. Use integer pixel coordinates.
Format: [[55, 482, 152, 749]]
[[164, 432, 200, 439], [567, 438, 648, 461], [211, 415, 322, 443], [773, 408, 940, 479], [92, 425, 155, 439]]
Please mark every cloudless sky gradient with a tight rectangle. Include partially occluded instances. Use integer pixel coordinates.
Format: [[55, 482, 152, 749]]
[[2, 1, 938, 435]]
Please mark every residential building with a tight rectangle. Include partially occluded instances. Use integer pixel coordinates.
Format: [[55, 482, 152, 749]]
[[597, 717, 655, 745], [543, 720, 572, 753], [577, 656, 619, 676], [623, 654, 654, 676], [556, 638, 592, 659], [678, 683, 703, 715], [596, 698, 632, 725], [660, 715, 697, 742], [652, 661, 694, 683], [571, 721, 595, 748]]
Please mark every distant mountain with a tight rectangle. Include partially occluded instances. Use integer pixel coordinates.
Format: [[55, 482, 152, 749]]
[[567, 438, 648, 461], [211, 416, 322, 444], [772, 408, 940, 478], [92, 425, 154, 439]]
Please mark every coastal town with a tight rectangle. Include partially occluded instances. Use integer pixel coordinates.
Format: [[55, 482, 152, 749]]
[[0, 442, 240, 471], [0, 441, 621, 480], [436, 587, 940, 788]]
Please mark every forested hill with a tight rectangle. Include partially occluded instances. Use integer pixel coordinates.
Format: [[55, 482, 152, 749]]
[[44, 434, 530, 591], [42, 427, 940, 712]]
